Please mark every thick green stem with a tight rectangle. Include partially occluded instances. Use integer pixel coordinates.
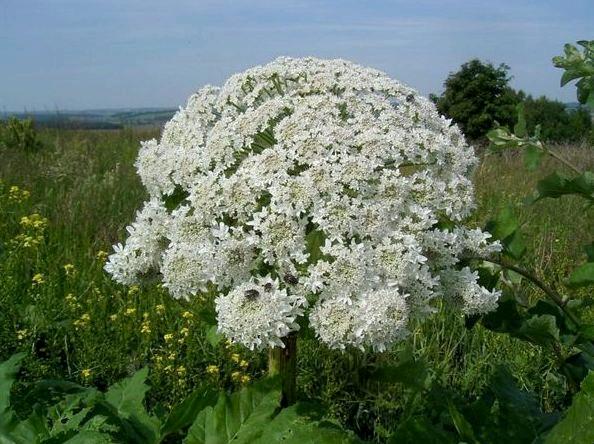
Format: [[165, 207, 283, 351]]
[[268, 332, 297, 407]]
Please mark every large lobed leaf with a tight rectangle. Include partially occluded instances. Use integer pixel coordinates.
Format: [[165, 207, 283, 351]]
[[185, 378, 281, 444], [102, 367, 160, 443], [184, 378, 359, 444], [0, 353, 26, 430]]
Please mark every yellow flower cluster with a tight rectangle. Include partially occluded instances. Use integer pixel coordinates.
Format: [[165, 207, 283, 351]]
[[65, 293, 82, 311], [73, 313, 91, 330], [16, 329, 29, 341], [63, 263, 76, 276], [231, 371, 251, 385], [20, 213, 47, 230], [32, 273, 44, 285], [96, 250, 109, 263], [12, 214, 48, 249], [140, 312, 151, 335], [8, 185, 30, 203]]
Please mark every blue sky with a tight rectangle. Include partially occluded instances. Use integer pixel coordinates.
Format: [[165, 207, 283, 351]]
[[1, 0, 592, 111]]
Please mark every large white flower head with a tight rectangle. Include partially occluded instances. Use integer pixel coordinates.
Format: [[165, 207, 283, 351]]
[[106, 57, 501, 351]]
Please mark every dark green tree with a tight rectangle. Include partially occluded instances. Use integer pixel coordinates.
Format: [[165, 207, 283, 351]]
[[522, 95, 591, 142], [435, 59, 520, 140]]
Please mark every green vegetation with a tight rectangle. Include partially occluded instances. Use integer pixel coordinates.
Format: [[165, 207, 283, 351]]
[[432, 59, 520, 140], [433, 59, 593, 142], [0, 39, 593, 442], [0, 355, 358, 443], [0, 118, 44, 152], [0, 125, 592, 442]]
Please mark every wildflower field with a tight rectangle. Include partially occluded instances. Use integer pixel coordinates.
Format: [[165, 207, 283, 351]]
[[1, 125, 592, 442], [1, 43, 594, 443]]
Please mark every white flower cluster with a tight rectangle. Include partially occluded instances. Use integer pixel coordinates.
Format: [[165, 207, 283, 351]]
[[105, 57, 501, 351]]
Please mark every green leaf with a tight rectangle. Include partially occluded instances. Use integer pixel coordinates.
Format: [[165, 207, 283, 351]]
[[447, 401, 477, 443], [523, 144, 543, 171], [518, 315, 560, 347], [485, 207, 526, 259], [205, 325, 223, 348], [105, 367, 150, 419], [305, 227, 326, 264], [0, 353, 26, 430], [62, 431, 113, 443], [160, 388, 218, 440], [184, 378, 280, 444], [485, 206, 519, 241], [545, 371, 594, 443], [561, 353, 594, 387], [388, 416, 457, 444], [163, 186, 190, 212], [535, 171, 594, 202], [254, 402, 362, 443], [567, 263, 594, 288], [104, 367, 159, 443]]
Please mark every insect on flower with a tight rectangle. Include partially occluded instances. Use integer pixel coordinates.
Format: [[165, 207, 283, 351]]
[[244, 289, 260, 301]]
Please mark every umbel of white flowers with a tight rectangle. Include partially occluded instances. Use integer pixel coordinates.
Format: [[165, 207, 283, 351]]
[[105, 57, 501, 352]]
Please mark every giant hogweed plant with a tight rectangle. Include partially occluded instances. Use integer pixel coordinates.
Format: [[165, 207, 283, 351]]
[[103, 57, 502, 403]]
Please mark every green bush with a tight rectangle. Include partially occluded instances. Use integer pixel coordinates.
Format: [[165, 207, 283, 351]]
[[0, 118, 43, 152]]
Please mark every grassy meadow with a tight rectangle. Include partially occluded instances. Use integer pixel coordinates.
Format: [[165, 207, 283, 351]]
[[1, 128, 593, 441]]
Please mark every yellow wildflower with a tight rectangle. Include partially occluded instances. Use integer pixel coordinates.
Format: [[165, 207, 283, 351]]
[[206, 365, 219, 375], [182, 311, 194, 320], [109, 314, 118, 321], [241, 375, 251, 384], [9, 186, 29, 202], [65, 293, 77, 307], [177, 366, 187, 376], [155, 304, 165, 314], [140, 321, 151, 334], [96, 250, 109, 262], [239, 360, 249, 369], [16, 329, 28, 340], [124, 307, 136, 316], [164, 333, 174, 342], [63, 264, 76, 276], [128, 285, 140, 296], [231, 353, 241, 363], [180, 327, 190, 336], [32, 273, 44, 285], [81, 368, 92, 379], [231, 371, 242, 383]]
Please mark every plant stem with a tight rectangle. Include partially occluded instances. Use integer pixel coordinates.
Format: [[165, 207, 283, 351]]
[[545, 147, 583, 175], [476, 256, 581, 326], [268, 332, 297, 407]]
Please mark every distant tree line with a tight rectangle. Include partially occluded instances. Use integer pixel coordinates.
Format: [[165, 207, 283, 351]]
[[431, 59, 593, 143]]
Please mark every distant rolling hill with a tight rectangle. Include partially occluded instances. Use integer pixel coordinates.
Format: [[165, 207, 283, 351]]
[[1, 107, 178, 129]]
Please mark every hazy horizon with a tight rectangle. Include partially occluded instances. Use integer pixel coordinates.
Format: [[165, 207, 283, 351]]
[[2, 0, 593, 111]]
